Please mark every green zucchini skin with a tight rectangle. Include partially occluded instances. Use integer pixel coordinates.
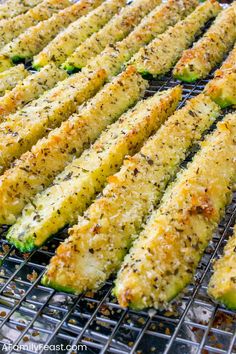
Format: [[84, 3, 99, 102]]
[[32, 0, 125, 68], [174, 70, 199, 83], [62, 0, 161, 70], [10, 56, 24, 63], [41, 93, 221, 295], [0, 67, 145, 225], [130, 0, 221, 77], [0, 0, 103, 60], [0, 68, 106, 174], [208, 221, 236, 310], [204, 43, 236, 108], [114, 113, 236, 310], [0, 0, 70, 50], [42, 279, 78, 295], [173, 4, 236, 81], [63, 0, 199, 73]]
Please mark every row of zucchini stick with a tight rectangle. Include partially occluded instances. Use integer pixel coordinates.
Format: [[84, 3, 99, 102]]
[[0, 0, 234, 109], [0, 0, 234, 81], [0, 1, 232, 171], [33, 0, 235, 82], [0, 0, 157, 69], [31, 0, 235, 81], [0, 0, 233, 219], [0, 0, 222, 225], [0, 0, 104, 71], [3, 63, 236, 309], [0, 0, 233, 217], [0, 0, 198, 174], [34, 0, 235, 79], [0, 0, 175, 175]]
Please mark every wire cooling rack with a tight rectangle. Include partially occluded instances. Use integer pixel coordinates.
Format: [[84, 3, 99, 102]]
[[0, 70, 235, 354], [0, 0, 235, 346]]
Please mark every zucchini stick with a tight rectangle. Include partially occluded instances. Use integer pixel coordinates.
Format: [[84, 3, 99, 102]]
[[0, 68, 106, 173], [62, 0, 161, 70], [42, 94, 220, 295], [0, 0, 103, 61], [7, 85, 180, 251], [208, 221, 236, 310], [173, 4, 236, 82], [0, 66, 147, 224], [204, 43, 236, 108], [0, 0, 70, 50], [114, 113, 236, 310], [0, 64, 29, 97], [64, 0, 198, 73], [0, 63, 68, 119], [130, 0, 221, 77], [33, 0, 125, 68], [0, 0, 42, 20]]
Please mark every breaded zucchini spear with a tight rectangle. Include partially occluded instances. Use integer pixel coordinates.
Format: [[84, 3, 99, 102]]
[[130, 0, 221, 77], [0, 0, 103, 61], [0, 63, 68, 119], [0, 0, 42, 20], [62, 0, 161, 70], [64, 0, 198, 72], [0, 68, 106, 173], [208, 220, 236, 310], [42, 94, 221, 295], [0, 64, 28, 96], [0, 0, 70, 50], [204, 44, 236, 108], [114, 113, 236, 310], [173, 4, 236, 82], [33, 0, 125, 68], [0, 67, 147, 224], [7, 86, 180, 251]]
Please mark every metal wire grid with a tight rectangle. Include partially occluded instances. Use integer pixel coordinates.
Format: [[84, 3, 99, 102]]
[[0, 71, 235, 354]]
